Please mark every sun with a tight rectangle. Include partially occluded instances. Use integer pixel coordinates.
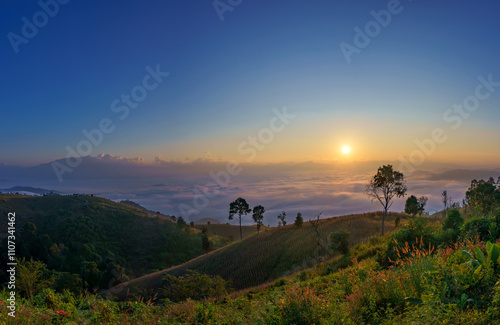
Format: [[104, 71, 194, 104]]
[[342, 146, 350, 154]]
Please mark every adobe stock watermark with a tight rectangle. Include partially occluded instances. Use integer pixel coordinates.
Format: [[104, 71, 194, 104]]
[[8, 0, 72, 54], [213, 0, 243, 21], [178, 106, 297, 218], [51, 64, 169, 182], [339, 0, 411, 64], [398, 74, 500, 174]]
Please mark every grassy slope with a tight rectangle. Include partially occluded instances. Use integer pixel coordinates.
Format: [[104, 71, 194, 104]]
[[111, 211, 407, 299], [194, 223, 267, 241]]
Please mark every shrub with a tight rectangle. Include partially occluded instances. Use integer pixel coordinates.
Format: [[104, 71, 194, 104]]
[[194, 302, 219, 325], [161, 270, 231, 302], [278, 285, 326, 325], [443, 208, 464, 231], [383, 217, 436, 265], [461, 217, 495, 242], [329, 230, 350, 255]]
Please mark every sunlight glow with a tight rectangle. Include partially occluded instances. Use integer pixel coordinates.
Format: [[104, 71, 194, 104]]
[[342, 146, 350, 154]]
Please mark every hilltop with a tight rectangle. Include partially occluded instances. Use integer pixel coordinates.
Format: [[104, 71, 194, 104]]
[[120, 199, 174, 221]]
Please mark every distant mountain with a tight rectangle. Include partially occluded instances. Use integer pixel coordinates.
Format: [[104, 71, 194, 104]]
[[1, 186, 61, 195], [430, 169, 500, 182]]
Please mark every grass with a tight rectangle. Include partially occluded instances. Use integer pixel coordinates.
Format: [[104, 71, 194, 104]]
[[194, 223, 266, 241], [111, 211, 407, 299], [5, 220, 500, 324]]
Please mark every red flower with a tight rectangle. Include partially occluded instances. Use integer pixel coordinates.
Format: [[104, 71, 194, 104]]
[[55, 310, 69, 316]]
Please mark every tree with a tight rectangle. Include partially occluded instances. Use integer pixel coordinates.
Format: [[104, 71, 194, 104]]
[[252, 205, 265, 234], [229, 197, 251, 240], [309, 213, 328, 255], [177, 216, 187, 228], [329, 230, 350, 255], [294, 213, 304, 228], [404, 195, 428, 217], [366, 164, 407, 235], [201, 227, 210, 254], [443, 208, 464, 231], [277, 211, 287, 226], [418, 196, 428, 215], [442, 190, 449, 217], [16, 257, 52, 298], [465, 177, 500, 215]]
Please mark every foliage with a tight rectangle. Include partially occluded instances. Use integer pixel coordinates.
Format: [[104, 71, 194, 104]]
[[161, 270, 231, 302], [463, 241, 500, 276], [366, 165, 407, 235], [461, 216, 497, 242], [329, 230, 350, 255], [465, 177, 500, 215], [383, 217, 437, 265], [8, 211, 500, 325], [252, 205, 265, 234], [229, 197, 251, 240], [294, 213, 304, 228], [0, 195, 228, 294], [443, 208, 464, 231], [278, 285, 327, 325], [404, 195, 427, 217], [16, 258, 52, 298], [177, 216, 187, 228], [277, 211, 287, 226]]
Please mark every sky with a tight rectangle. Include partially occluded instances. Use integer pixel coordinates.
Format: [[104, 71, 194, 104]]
[[1, 1, 500, 223], [2, 0, 500, 167]]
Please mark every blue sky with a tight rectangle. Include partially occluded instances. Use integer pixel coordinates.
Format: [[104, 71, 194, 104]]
[[1, 0, 500, 166]]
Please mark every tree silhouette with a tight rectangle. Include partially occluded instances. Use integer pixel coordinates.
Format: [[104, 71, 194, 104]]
[[229, 197, 251, 240], [252, 205, 265, 234], [442, 190, 450, 217], [277, 211, 287, 226], [294, 213, 303, 228], [366, 165, 407, 235], [405, 195, 427, 217]]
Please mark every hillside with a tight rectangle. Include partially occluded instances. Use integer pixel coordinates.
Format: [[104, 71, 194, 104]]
[[0, 194, 228, 291], [194, 223, 266, 241], [110, 211, 407, 299], [119, 199, 173, 221]]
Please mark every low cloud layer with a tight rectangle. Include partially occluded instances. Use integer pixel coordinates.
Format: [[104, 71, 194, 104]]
[[1, 155, 498, 226]]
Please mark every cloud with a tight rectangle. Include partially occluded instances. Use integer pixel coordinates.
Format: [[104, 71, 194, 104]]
[[3, 155, 485, 225], [97, 153, 144, 164]]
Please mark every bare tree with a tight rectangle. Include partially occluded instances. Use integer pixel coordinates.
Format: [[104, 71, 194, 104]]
[[442, 190, 449, 217], [309, 212, 328, 255]]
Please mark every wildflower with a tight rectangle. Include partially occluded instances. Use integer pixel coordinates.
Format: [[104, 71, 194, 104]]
[[55, 310, 69, 316]]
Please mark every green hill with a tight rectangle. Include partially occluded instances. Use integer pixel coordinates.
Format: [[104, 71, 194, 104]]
[[110, 211, 407, 300], [0, 194, 228, 291]]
